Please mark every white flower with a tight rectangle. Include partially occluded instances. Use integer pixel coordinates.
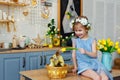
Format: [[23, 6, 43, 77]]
[[87, 23, 91, 26], [51, 31, 53, 34], [65, 36, 68, 39], [76, 18, 81, 22], [60, 35, 62, 38], [48, 27, 51, 30], [54, 28, 56, 31], [79, 18, 88, 25], [69, 19, 75, 29], [71, 33, 74, 36]]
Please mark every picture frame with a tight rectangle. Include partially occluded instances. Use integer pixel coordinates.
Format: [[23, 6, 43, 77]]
[[57, 0, 83, 46]]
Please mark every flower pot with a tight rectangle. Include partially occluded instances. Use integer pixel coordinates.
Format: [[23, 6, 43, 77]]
[[101, 52, 112, 71]]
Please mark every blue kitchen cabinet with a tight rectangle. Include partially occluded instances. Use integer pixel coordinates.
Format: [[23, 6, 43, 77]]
[[0, 53, 26, 80], [61, 51, 73, 65], [26, 50, 56, 70], [0, 50, 73, 80], [26, 52, 43, 70]]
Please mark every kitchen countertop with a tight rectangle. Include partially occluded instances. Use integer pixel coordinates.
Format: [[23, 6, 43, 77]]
[[0, 47, 61, 54], [20, 68, 120, 80]]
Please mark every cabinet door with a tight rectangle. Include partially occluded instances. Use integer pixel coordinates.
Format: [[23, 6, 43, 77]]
[[26, 52, 43, 70], [61, 51, 73, 65], [0, 53, 25, 80], [43, 50, 56, 67]]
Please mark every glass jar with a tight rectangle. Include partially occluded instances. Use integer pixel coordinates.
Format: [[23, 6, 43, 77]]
[[48, 36, 53, 48]]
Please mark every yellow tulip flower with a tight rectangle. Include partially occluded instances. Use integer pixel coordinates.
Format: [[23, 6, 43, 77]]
[[102, 39, 106, 45], [115, 45, 119, 49], [107, 38, 111, 43], [97, 46, 100, 50], [61, 48, 66, 52], [115, 41, 119, 46], [104, 47, 107, 51], [117, 48, 120, 54], [98, 40, 102, 43], [100, 45, 104, 49], [109, 41, 113, 46]]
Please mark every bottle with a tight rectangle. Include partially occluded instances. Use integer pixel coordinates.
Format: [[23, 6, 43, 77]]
[[12, 35, 17, 48]]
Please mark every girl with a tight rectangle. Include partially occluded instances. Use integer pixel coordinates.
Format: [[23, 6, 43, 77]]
[[71, 16, 113, 80]]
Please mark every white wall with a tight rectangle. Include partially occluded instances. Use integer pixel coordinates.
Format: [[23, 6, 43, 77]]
[[83, 0, 120, 63]]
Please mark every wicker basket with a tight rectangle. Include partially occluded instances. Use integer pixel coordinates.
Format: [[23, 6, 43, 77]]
[[46, 64, 68, 79]]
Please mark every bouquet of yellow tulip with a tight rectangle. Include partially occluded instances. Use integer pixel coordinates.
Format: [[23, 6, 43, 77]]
[[60, 47, 78, 52], [97, 38, 120, 54]]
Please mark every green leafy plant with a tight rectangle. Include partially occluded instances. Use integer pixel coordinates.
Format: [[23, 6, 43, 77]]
[[46, 19, 59, 37], [60, 33, 74, 46], [60, 33, 74, 42]]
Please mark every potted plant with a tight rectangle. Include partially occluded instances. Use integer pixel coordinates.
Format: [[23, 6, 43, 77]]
[[97, 38, 120, 71], [46, 19, 59, 47]]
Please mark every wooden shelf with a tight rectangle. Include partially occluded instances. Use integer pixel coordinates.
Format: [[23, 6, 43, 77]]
[[0, 1, 28, 6], [0, 20, 12, 23]]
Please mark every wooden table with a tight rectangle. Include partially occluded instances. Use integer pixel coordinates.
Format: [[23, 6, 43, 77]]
[[20, 69, 120, 80]]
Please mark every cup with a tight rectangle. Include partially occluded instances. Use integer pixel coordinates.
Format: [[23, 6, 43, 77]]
[[19, 41, 25, 48], [4, 43, 9, 49]]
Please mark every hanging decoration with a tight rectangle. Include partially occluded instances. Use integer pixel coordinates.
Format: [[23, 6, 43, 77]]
[[62, 0, 78, 33], [41, 6, 50, 19], [31, 0, 37, 7], [23, 8, 29, 16]]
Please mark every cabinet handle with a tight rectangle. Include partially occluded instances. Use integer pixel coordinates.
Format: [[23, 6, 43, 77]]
[[64, 59, 71, 61], [23, 57, 26, 68], [44, 56, 46, 65], [40, 56, 43, 65]]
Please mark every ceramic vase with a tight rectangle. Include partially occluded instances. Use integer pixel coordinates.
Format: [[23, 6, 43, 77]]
[[101, 52, 112, 71]]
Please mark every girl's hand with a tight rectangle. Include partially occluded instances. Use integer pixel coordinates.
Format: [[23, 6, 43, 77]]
[[78, 48, 86, 54], [72, 67, 77, 74]]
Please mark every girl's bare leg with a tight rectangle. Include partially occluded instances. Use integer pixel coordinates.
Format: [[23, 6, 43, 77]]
[[100, 71, 108, 80], [81, 69, 101, 80]]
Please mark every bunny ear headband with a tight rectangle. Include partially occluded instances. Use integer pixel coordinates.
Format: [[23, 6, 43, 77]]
[[69, 17, 91, 29]]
